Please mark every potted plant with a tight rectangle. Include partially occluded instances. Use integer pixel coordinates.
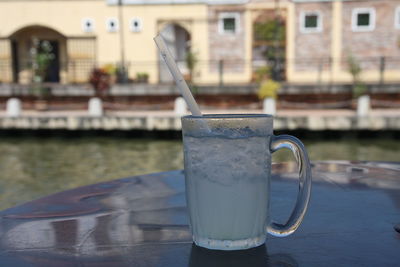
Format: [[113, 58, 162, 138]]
[[89, 68, 111, 97], [258, 79, 281, 115], [30, 38, 54, 110], [116, 64, 129, 84], [136, 72, 149, 83], [347, 54, 369, 115], [101, 64, 117, 85]]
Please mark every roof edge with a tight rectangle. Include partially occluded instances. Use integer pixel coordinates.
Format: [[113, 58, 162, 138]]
[[107, 0, 249, 6]]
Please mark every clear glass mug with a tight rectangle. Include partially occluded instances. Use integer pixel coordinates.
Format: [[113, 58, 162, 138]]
[[182, 114, 312, 250]]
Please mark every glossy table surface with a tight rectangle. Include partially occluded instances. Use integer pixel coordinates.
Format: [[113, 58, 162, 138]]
[[0, 161, 399, 266]]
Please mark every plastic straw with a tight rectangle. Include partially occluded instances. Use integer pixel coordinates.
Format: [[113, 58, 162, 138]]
[[154, 34, 202, 116]]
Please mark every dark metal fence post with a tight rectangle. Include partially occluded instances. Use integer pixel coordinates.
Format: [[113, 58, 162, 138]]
[[118, 0, 127, 84], [219, 59, 224, 88], [329, 57, 333, 90], [73, 61, 77, 84], [317, 58, 323, 87], [379, 56, 385, 86]]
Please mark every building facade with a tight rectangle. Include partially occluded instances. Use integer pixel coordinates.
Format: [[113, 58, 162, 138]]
[[0, 0, 399, 86], [0, 0, 291, 85], [288, 0, 400, 84]]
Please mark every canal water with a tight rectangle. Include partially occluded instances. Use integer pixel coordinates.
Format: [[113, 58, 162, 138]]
[[0, 134, 399, 210]]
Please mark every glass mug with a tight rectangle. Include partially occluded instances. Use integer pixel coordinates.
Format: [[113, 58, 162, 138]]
[[181, 114, 312, 250]]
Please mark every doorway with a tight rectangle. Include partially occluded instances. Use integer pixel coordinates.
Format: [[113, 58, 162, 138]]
[[158, 24, 191, 83], [11, 40, 19, 83], [9, 25, 66, 84]]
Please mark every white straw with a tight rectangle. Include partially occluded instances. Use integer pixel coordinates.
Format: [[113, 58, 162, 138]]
[[154, 34, 202, 116]]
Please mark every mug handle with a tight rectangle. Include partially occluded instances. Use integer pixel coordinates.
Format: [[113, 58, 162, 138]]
[[267, 135, 312, 237]]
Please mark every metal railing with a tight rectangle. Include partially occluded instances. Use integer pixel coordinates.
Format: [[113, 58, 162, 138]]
[[1, 57, 400, 86]]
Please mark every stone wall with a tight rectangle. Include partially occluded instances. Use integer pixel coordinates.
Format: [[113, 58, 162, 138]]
[[294, 2, 332, 72], [1, 113, 400, 131], [248, 0, 289, 3], [341, 0, 400, 71], [207, 5, 246, 74]]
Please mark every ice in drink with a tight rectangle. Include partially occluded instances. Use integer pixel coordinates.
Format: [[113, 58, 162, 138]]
[[183, 128, 271, 250]]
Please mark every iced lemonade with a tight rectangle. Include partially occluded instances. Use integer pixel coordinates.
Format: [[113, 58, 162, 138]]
[[183, 127, 271, 250]]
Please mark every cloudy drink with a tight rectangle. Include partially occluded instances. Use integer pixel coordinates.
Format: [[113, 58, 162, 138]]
[[182, 115, 271, 250]]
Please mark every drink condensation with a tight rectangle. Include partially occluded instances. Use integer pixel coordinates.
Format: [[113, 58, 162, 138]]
[[183, 129, 271, 250]]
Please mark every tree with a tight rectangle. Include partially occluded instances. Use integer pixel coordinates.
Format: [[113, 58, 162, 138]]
[[253, 18, 286, 81], [30, 38, 54, 98], [185, 51, 198, 83], [347, 54, 367, 98]]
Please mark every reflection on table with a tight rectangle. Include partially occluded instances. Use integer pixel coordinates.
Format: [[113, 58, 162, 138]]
[[0, 162, 399, 266]]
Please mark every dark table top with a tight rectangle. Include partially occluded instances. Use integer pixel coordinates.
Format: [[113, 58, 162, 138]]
[[0, 161, 399, 267]]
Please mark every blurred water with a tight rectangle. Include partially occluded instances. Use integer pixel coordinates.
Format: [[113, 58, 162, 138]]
[[0, 136, 399, 210]]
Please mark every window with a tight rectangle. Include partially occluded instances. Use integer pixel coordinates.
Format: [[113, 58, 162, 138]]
[[130, 17, 143, 32], [82, 18, 95, 33], [300, 11, 322, 33], [305, 15, 318, 28], [395, 6, 400, 29], [218, 12, 240, 34], [352, 8, 375, 32], [106, 18, 119, 32]]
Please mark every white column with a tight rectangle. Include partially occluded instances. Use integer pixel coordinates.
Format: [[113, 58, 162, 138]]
[[88, 97, 103, 117], [263, 98, 276, 116], [6, 98, 21, 117], [174, 97, 187, 115], [357, 95, 370, 117]]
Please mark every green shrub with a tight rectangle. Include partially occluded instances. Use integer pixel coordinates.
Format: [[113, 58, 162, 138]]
[[347, 53, 368, 98], [136, 72, 149, 82], [186, 52, 198, 73], [352, 83, 368, 98], [101, 64, 117, 75], [254, 20, 285, 42], [347, 55, 361, 80], [257, 79, 281, 100]]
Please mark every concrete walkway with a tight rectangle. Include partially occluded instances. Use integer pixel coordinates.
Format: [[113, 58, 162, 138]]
[[0, 109, 399, 130]]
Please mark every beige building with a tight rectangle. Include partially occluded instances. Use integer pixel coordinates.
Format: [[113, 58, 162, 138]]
[[0, 0, 399, 86], [0, 0, 210, 84], [0, 0, 292, 86]]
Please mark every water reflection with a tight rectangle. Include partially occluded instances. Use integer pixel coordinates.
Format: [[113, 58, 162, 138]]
[[189, 244, 298, 267], [0, 137, 183, 210], [1, 136, 400, 210]]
